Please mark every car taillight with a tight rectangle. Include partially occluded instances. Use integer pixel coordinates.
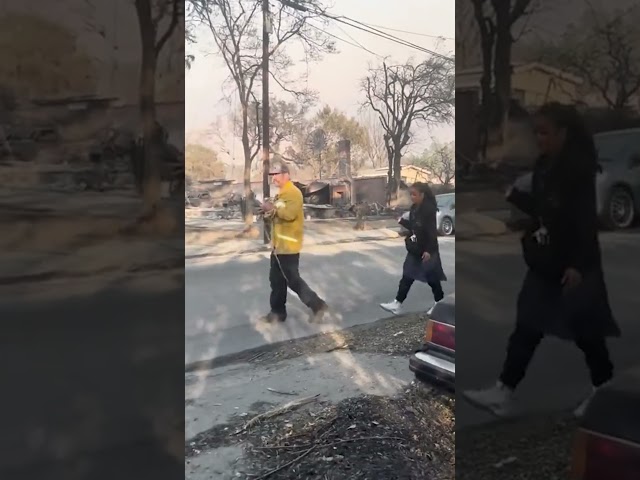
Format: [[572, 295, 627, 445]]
[[425, 320, 455, 351], [571, 429, 640, 480]]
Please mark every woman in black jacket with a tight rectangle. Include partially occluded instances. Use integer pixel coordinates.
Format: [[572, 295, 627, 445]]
[[463, 103, 620, 418], [380, 182, 447, 315]]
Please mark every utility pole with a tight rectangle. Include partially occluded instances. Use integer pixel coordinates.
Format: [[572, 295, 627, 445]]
[[261, 0, 271, 244]]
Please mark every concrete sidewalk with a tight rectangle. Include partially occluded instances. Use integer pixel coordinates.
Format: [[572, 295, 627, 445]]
[[1, 238, 183, 296], [185, 217, 404, 258], [1, 197, 183, 288], [186, 227, 403, 258]]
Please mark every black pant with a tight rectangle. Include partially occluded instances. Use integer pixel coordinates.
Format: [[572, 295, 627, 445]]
[[499, 323, 614, 389], [269, 253, 323, 318], [396, 275, 444, 304]]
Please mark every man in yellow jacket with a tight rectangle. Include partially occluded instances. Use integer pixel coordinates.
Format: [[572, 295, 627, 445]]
[[261, 161, 328, 323]]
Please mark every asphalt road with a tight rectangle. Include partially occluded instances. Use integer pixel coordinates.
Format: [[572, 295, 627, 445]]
[[456, 230, 640, 429], [0, 277, 184, 478], [185, 237, 456, 365]]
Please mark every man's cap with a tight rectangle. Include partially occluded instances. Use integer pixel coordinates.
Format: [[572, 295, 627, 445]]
[[268, 161, 290, 175]]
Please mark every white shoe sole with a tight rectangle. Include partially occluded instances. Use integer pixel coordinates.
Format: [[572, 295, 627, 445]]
[[379, 304, 401, 315], [462, 391, 513, 418]]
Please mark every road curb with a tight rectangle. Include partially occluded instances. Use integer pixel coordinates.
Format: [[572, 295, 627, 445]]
[[0, 260, 183, 286], [184, 310, 404, 373]]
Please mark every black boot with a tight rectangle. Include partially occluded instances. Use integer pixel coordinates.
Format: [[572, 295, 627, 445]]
[[309, 300, 329, 323]]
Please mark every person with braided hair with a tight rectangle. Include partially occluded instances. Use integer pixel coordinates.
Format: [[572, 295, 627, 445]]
[[462, 103, 620, 418], [380, 181, 447, 316]]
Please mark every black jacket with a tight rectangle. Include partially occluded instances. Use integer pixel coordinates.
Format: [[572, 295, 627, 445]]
[[509, 153, 619, 339], [400, 200, 440, 258], [508, 153, 602, 276]]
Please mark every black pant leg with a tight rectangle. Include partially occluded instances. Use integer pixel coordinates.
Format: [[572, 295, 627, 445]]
[[269, 253, 288, 316], [574, 334, 614, 387], [499, 324, 544, 389], [396, 276, 414, 303], [427, 279, 445, 302], [278, 254, 324, 312]]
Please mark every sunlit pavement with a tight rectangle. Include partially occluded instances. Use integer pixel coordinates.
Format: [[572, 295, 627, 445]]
[[185, 237, 455, 365], [456, 230, 640, 428]]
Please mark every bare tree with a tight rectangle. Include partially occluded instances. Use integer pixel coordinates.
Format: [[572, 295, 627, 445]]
[[134, 0, 181, 218], [233, 97, 311, 163], [187, 0, 335, 227], [471, 0, 536, 151], [470, 0, 496, 159], [533, 4, 640, 111], [359, 111, 387, 169], [185, 10, 197, 69], [492, 0, 534, 132], [424, 141, 455, 186], [362, 57, 454, 201]]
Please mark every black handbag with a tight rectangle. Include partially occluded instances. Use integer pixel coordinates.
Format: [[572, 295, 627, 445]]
[[404, 234, 423, 257]]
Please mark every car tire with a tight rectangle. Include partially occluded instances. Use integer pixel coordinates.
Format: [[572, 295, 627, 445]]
[[602, 186, 635, 230], [439, 216, 454, 236]]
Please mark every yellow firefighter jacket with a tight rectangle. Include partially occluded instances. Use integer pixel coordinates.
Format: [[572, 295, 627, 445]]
[[271, 180, 304, 254]]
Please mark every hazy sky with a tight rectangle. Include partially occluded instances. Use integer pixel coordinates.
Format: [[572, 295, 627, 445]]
[[186, 0, 455, 162]]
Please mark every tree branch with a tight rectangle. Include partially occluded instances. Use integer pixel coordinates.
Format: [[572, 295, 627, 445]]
[[155, 0, 181, 55]]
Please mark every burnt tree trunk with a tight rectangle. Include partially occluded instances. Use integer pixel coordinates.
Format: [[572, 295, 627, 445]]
[[493, 0, 522, 145], [393, 148, 402, 198], [474, 2, 496, 161], [240, 101, 256, 230], [493, 22, 512, 142], [387, 137, 402, 205], [135, 0, 162, 217]]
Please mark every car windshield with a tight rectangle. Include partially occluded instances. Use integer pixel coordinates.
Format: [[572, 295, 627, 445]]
[[595, 131, 640, 162]]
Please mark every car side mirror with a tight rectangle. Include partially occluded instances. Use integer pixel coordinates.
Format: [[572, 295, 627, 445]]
[[450, 203, 455, 210]]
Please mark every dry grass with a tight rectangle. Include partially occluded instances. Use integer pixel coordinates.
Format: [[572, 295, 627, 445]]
[[198, 313, 429, 372], [239, 383, 454, 480], [186, 313, 454, 479], [456, 415, 578, 480]]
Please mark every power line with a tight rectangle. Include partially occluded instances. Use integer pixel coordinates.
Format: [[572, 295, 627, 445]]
[[280, 8, 382, 57], [333, 16, 453, 61], [362, 23, 454, 41], [334, 21, 381, 56], [315, 22, 382, 57], [280, 1, 453, 61]]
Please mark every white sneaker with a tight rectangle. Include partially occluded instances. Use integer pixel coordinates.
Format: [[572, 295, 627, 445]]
[[462, 381, 515, 417], [574, 381, 609, 418], [427, 300, 440, 316], [380, 299, 403, 315]]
